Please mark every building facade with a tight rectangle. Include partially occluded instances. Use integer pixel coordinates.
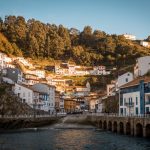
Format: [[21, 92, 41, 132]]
[[117, 72, 133, 89], [119, 77, 150, 116], [134, 56, 150, 77], [32, 83, 56, 113]]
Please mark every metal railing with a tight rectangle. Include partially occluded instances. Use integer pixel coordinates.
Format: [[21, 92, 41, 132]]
[[0, 114, 66, 119], [87, 112, 150, 118]]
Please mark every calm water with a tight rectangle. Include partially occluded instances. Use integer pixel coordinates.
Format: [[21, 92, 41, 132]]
[[0, 123, 150, 150]]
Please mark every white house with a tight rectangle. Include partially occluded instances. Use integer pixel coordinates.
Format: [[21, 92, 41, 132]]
[[26, 69, 45, 78], [93, 66, 110, 75], [123, 34, 136, 40], [16, 57, 33, 68], [68, 63, 76, 75], [119, 76, 150, 116], [107, 83, 116, 96], [0, 52, 13, 71], [134, 56, 150, 78], [122, 91, 140, 115], [32, 83, 56, 113], [116, 72, 133, 90], [13, 83, 37, 108], [74, 82, 91, 97], [140, 41, 150, 48]]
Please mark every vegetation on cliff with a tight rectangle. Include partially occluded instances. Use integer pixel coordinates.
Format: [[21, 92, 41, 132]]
[[0, 15, 150, 68]]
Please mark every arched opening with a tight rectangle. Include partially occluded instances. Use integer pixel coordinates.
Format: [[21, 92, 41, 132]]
[[99, 120, 102, 129], [113, 121, 117, 132], [126, 122, 131, 135], [119, 122, 124, 134], [145, 124, 150, 138], [108, 121, 112, 131], [103, 120, 107, 130], [136, 123, 143, 137]]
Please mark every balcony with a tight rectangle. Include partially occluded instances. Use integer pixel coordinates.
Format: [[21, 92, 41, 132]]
[[125, 102, 134, 107], [145, 101, 150, 105]]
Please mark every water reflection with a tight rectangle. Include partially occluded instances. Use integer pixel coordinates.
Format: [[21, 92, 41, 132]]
[[0, 125, 150, 150]]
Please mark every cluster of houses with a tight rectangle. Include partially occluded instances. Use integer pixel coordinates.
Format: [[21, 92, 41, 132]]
[[0, 52, 105, 114], [48, 62, 111, 76], [123, 34, 150, 48], [96, 56, 150, 116], [1, 51, 150, 116]]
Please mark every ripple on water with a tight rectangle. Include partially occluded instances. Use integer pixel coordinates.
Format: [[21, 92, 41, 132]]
[[0, 125, 149, 150]]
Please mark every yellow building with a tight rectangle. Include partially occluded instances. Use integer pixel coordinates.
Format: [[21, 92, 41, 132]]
[[64, 98, 76, 112]]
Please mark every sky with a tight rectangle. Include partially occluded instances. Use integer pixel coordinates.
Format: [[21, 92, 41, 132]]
[[0, 0, 150, 39]]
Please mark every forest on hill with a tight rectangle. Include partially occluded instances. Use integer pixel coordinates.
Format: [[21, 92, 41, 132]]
[[0, 15, 150, 67]]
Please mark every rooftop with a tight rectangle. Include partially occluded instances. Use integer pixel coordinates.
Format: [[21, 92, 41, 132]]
[[120, 76, 150, 89]]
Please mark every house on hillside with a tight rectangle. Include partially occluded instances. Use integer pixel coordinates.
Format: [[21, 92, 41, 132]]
[[13, 83, 39, 109], [2, 68, 23, 84], [140, 41, 150, 48], [55, 63, 69, 75], [119, 76, 150, 116], [16, 57, 33, 68], [93, 65, 110, 75], [26, 69, 45, 78], [134, 56, 150, 78], [22, 73, 39, 85], [116, 72, 133, 90], [0, 52, 13, 71], [32, 83, 56, 113], [74, 82, 91, 97], [123, 34, 136, 40]]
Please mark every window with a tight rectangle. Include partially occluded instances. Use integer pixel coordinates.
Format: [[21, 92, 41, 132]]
[[136, 97, 138, 105], [136, 107, 138, 115], [146, 107, 149, 114], [120, 98, 123, 106], [28, 92, 30, 97], [124, 108, 126, 115], [124, 98, 126, 104], [120, 108, 123, 114], [23, 92, 25, 97], [125, 78, 128, 82]]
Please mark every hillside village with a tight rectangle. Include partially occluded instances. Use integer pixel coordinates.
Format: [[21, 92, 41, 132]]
[[0, 50, 150, 116]]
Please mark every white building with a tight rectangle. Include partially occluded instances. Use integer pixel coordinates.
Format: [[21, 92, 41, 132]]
[[68, 63, 76, 75], [107, 84, 116, 96], [93, 66, 110, 75], [13, 83, 38, 108], [140, 41, 150, 48], [32, 83, 56, 113], [121, 91, 140, 115], [123, 34, 136, 40], [116, 72, 133, 90], [16, 57, 33, 68], [0, 52, 13, 71], [26, 70, 45, 78], [119, 77, 150, 116], [134, 56, 150, 78]]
